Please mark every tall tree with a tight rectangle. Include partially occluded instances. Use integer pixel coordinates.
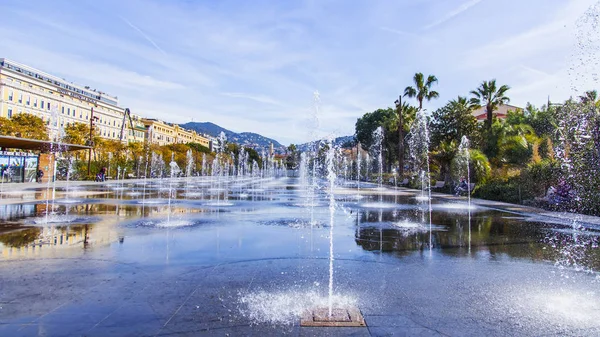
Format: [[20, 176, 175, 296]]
[[355, 108, 400, 171], [0, 113, 49, 140], [286, 144, 299, 169], [430, 96, 478, 149], [394, 97, 417, 177], [469, 79, 510, 131], [403, 72, 440, 110], [63, 122, 99, 145]]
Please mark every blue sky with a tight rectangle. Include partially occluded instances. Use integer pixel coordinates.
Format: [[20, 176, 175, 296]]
[[1, 0, 598, 145]]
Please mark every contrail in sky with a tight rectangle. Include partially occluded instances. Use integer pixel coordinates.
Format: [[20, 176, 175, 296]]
[[120, 16, 167, 55]]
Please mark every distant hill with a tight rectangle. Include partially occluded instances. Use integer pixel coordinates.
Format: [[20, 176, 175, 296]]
[[180, 122, 284, 151], [297, 135, 355, 152]]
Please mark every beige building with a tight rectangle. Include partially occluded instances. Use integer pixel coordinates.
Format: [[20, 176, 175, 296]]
[[0, 58, 137, 143], [0, 58, 210, 147], [142, 119, 176, 146], [174, 125, 210, 148], [143, 118, 210, 148]]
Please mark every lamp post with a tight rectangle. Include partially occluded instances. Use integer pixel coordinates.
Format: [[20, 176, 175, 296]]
[[108, 152, 112, 179], [394, 96, 405, 178], [87, 107, 99, 176]]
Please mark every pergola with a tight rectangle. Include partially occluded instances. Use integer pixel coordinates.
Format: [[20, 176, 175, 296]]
[[0, 135, 91, 152]]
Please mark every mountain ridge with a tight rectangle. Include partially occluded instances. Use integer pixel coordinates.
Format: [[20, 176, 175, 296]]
[[180, 122, 284, 149]]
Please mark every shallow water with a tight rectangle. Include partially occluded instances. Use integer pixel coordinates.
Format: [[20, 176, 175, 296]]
[[0, 176, 598, 335]]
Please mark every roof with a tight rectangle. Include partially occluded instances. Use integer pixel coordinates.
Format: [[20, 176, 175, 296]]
[[471, 104, 522, 121], [0, 135, 91, 152]]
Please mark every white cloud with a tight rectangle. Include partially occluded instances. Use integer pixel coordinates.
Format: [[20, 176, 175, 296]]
[[2, 0, 598, 145], [220, 92, 283, 106]]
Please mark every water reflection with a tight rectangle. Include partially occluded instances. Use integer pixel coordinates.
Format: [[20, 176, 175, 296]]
[[0, 177, 598, 274], [353, 206, 600, 271], [0, 223, 119, 259]]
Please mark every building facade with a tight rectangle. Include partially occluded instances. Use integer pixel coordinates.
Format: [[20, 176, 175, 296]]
[[174, 125, 210, 148], [142, 119, 210, 148], [0, 59, 210, 149], [142, 119, 176, 146], [128, 113, 147, 143], [0, 58, 135, 143], [471, 104, 522, 122]]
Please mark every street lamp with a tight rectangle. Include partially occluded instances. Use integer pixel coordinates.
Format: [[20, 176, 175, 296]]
[[87, 107, 99, 176]]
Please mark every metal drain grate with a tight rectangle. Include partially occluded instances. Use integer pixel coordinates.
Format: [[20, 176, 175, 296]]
[[300, 307, 366, 327]]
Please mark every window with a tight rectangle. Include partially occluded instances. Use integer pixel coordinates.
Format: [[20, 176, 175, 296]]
[[67, 108, 70, 116], [18, 94, 22, 104], [79, 111, 82, 118], [62, 106, 65, 114], [7, 108, 12, 118], [26, 96, 30, 105], [41, 100, 44, 108], [34, 98, 38, 108], [47, 102, 50, 110], [8, 91, 13, 101]]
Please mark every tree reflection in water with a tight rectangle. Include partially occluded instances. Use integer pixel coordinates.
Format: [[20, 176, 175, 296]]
[[353, 209, 600, 271]]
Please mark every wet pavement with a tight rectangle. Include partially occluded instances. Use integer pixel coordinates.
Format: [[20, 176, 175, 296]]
[[0, 177, 599, 336]]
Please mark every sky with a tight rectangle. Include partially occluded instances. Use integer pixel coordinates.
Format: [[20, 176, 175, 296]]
[[1, 0, 599, 145]]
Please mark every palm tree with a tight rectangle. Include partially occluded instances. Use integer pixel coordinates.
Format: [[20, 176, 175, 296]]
[[394, 97, 417, 177], [449, 96, 478, 112], [469, 79, 510, 131], [404, 73, 440, 110], [578, 90, 597, 103]]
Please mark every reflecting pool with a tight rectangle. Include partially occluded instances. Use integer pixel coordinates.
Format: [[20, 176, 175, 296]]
[[0, 177, 599, 336]]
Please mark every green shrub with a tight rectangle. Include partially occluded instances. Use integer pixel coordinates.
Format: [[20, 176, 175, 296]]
[[473, 176, 533, 204]]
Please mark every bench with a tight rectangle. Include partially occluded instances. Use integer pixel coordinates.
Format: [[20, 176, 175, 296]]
[[431, 181, 445, 189]]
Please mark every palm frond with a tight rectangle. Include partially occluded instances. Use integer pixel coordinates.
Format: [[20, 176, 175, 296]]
[[404, 86, 417, 98]]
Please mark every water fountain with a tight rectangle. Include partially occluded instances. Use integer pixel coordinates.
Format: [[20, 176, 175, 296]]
[[3, 60, 600, 335], [408, 109, 433, 248], [185, 149, 194, 177], [456, 135, 472, 249], [167, 154, 180, 223], [374, 126, 384, 193], [299, 139, 366, 327]]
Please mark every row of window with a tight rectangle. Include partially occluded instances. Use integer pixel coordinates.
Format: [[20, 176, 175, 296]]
[[4, 108, 136, 142], [5, 87, 126, 128], [2, 61, 118, 106]]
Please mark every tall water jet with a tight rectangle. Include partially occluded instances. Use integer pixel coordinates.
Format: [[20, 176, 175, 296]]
[[373, 127, 384, 203], [326, 138, 336, 316], [365, 154, 370, 183], [356, 152, 361, 193], [185, 149, 194, 177], [167, 154, 180, 223], [408, 110, 433, 248], [44, 104, 61, 224], [457, 135, 471, 249]]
